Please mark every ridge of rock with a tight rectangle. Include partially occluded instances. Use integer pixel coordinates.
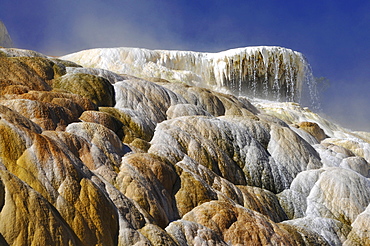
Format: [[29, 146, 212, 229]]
[[0, 21, 13, 48]]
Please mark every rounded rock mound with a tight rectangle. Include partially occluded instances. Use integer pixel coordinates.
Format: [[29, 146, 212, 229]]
[[52, 73, 115, 107]]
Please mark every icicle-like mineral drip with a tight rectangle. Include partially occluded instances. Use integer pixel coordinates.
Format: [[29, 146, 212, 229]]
[[252, 56, 258, 97], [301, 57, 321, 110], [272, 56, 281, 101], [263, 72, 269, 98], [208, 47, 312, 103]]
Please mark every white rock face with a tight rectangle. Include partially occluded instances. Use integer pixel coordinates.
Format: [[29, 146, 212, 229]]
[[0, 21, 13, 48], [61, 46, 315, 103], [282, 217, 351, 245], [166, 220, 228, 246], [66, 67, 128, 84], [251, 99, 345, 138], [278, 167, 370, 244], [344, 203, 370, 245], [305, 168, 370, 224], [148, 114, 322, 193], [113, 78, 188, 125]]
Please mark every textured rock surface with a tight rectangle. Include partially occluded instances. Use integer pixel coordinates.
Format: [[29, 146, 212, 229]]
[[1, 99, 76, 130], [182, 200, 297, 245], [149, 115, 321, 193], [114, 78, 187, 123], [53, 73, 115, 107], [297, 121, 327, 142], [99, 107, 156, 144], [157, 81, 260, 117], [344, 204, 370, 245], [166, 220, 228, 245], [0, 46, 369, 245], [115, 153, 179, 228], [0, 170, 81, 245], [0, 56, 65, 91], [282, 217, 351, 245]]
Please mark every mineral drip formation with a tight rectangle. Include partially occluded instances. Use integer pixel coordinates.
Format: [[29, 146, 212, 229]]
[[62, 46, 318, 105]]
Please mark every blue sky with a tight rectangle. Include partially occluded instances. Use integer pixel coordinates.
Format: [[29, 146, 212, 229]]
[[1, 0, 369, 131]]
